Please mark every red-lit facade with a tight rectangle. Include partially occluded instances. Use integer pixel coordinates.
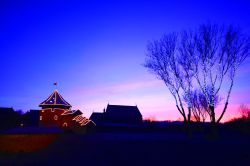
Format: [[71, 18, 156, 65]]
[[39, 90, 95, 129]]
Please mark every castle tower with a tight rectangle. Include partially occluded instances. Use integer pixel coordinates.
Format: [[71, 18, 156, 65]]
[[39, 90, 71, 127]]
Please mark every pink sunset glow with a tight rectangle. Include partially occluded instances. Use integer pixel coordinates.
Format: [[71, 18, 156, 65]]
[[65, 69, 250, 122]]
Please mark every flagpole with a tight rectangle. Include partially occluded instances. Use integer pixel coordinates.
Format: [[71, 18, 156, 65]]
[[54, 82, 58, 91]]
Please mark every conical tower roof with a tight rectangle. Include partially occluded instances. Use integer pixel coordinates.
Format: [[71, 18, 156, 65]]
[[39, 90, 71, 109]]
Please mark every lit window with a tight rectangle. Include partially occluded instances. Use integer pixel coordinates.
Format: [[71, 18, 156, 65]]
[[54, 115, 58, 120], [63, 122, 67, 127], [40, 116, 42, 120]]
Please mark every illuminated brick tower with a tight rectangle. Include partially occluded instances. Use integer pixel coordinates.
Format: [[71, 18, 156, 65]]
[[39, 90, 72, 127], [39, 90, 95, 130]]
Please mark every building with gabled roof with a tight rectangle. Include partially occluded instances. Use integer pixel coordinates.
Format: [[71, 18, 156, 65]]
[[0, 107, 21, 129], [22, 109, 40, 127], [106, 104, 143, 124], [90, 112, 106, 124], [90, 104, 143, 125], [39, 90, 95, 129]]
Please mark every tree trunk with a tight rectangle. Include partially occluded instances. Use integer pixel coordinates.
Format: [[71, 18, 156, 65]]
[[183, 114, 187, 123], [176, 105, 187, 122], [208, 105, 218, 139], [217, 102, 228, 123], [209, 105, 216, 124], [186, 107, 192, 138], [217, 77, 234, 123], [188, 107, 191, 123]]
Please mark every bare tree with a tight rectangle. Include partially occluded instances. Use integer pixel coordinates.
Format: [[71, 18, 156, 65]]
[[178, 30, 197, 122], [193, 23, 250, 123], [145, 23, 250, 124], [144, 33, 189, 122], [216, 26, 250, 123], [184, 90, 206, 122], [239, 104, 250, 119], [186, 89, 221, 122]]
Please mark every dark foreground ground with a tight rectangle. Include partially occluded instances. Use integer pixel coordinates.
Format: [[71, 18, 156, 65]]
[[0, 131, 250, 166]]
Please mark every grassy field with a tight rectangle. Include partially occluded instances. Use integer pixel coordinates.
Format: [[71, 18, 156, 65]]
[[0, 131, 250, 166]]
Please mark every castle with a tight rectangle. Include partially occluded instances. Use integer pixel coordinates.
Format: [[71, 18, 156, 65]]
[[39, 90, 95, 129]]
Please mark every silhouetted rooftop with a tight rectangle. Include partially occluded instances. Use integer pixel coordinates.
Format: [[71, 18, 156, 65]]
[[39, 90, 71, 108], [106, 104, 142, 118], [0, 107, 14, 112], [90, 112, 106, 122], [61, 109, 82, 116], [90, 105, 143, 125]]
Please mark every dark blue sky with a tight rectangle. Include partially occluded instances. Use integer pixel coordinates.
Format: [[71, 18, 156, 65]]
[[1, 0, 250, 120]]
